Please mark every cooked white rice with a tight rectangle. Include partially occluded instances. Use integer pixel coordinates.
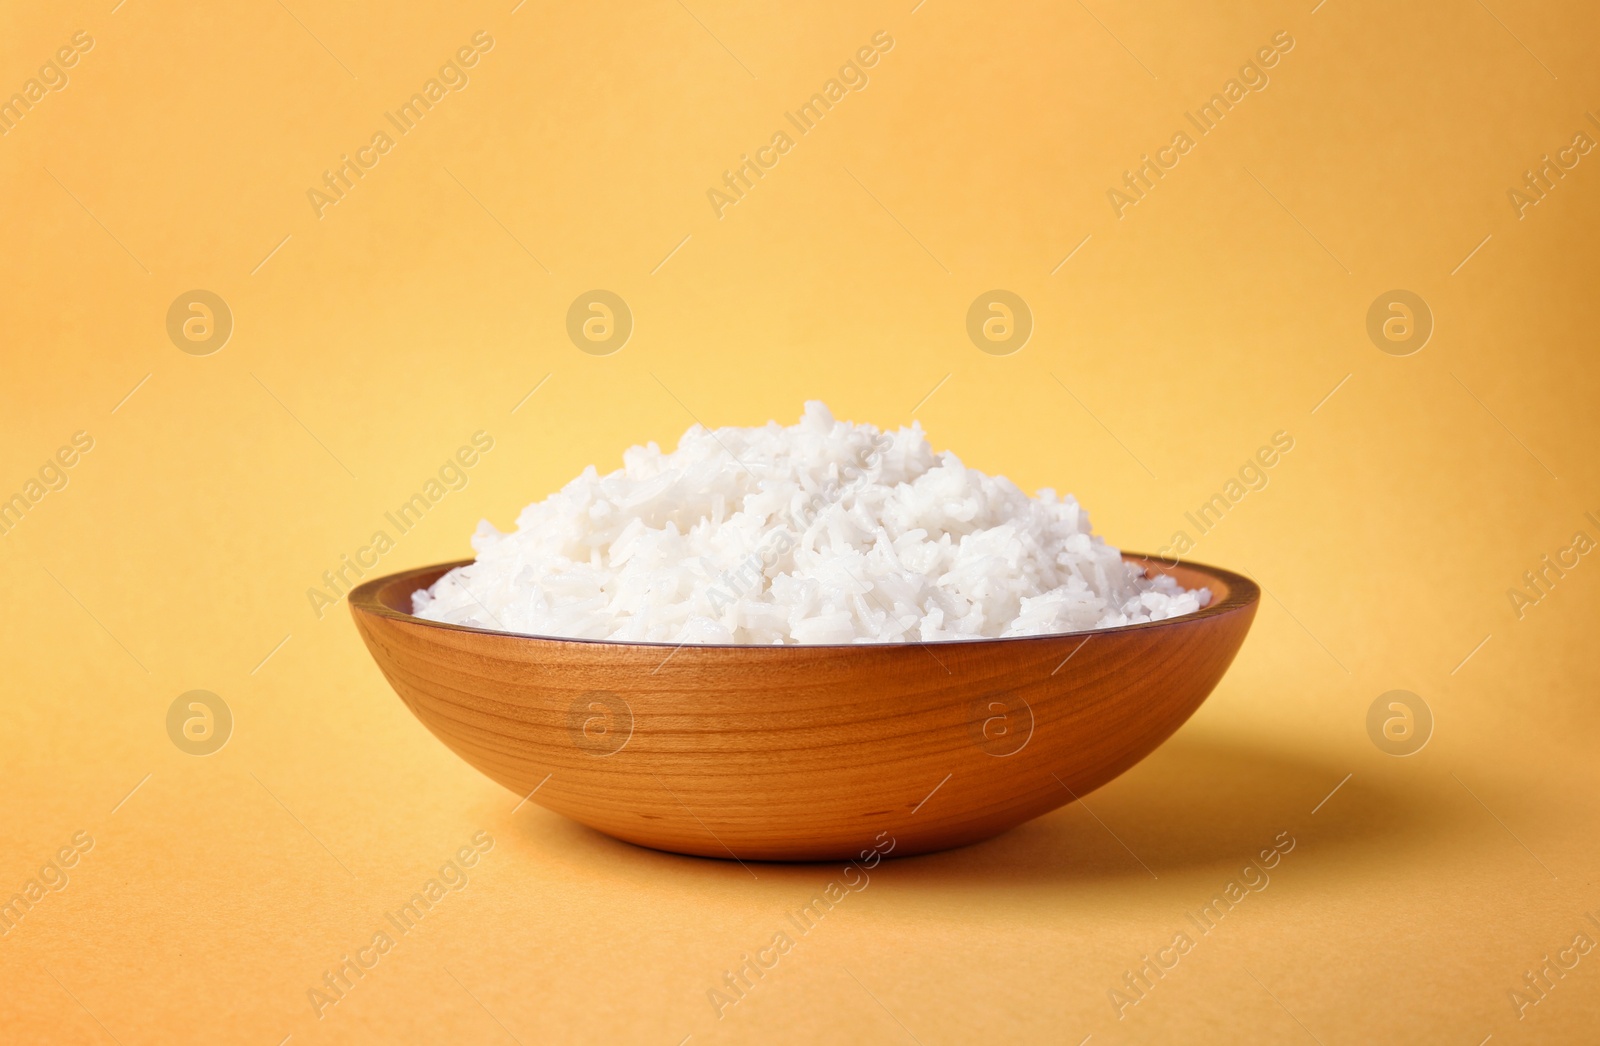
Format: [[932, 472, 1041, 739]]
[[412, 402, 1209, 644]]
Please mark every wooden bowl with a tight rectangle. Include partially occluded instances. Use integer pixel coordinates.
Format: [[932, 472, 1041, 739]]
[[350, 555, 1258, 861]]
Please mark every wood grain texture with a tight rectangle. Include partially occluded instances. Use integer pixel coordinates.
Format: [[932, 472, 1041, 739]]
[[350, 555, 1258, 861]]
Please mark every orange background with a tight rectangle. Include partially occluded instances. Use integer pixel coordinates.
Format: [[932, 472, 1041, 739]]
[[3, 0, 1599, 1042]]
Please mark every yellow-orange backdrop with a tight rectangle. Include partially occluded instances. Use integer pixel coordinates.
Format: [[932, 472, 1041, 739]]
[[2, 0, 1598, 1042]]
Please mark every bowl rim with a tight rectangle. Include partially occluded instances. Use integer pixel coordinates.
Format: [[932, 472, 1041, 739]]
[[348, 552, 1259, 651]]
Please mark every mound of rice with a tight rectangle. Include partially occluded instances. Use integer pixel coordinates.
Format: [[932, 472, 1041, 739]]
[[412, 402, 1209, 644]]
